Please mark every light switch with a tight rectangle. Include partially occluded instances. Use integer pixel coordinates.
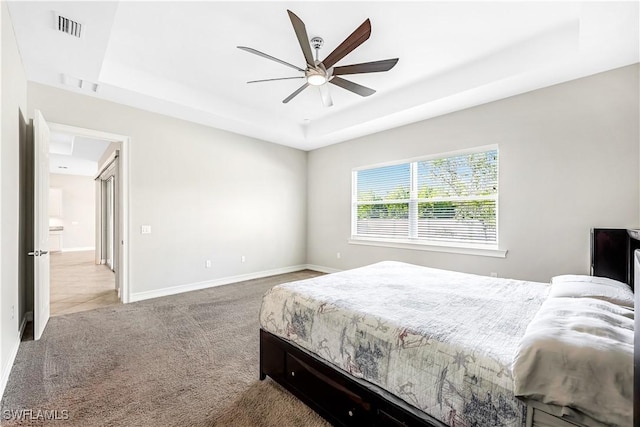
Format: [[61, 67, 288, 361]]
[[141, 225, 151, 234]]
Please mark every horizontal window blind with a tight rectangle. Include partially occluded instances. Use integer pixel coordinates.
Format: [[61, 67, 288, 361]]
[[353, 149, 498, 245]]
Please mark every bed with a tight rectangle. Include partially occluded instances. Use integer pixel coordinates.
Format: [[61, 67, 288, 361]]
[[258, 258, 635, 427]]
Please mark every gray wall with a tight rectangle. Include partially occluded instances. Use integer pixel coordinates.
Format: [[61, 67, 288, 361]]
[[1, 0, 28, 394], [50, 174, 96, 251], [28, 83, 308, 296], [307, 64, 640, 283]]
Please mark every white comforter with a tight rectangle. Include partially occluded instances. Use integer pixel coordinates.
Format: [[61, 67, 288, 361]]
[[513, 296, 633, 427], [260, 261, 549, 426]]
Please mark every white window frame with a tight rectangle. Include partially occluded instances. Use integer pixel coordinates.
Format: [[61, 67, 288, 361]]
[[349, 145, 507, 258]]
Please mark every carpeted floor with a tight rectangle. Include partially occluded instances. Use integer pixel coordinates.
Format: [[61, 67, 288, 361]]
[[211, 379, 328, 427], [0, 271, 330, 427]]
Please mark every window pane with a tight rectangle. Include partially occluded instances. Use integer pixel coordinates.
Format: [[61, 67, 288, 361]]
[[352, 148, 499, 246], [357, 164, 410, 202], [417, 200, 496, 243], [417, 150, 497, 198], [357, 203, 409, 237]]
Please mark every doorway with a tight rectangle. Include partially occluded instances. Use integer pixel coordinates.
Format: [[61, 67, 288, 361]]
[[46, 122, 130, 316]]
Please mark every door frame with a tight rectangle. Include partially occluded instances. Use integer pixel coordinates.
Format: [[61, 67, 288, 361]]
[[47, 122, 131, 303]]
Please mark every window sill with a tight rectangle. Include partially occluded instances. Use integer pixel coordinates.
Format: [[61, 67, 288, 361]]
[[348, 237, 508, 258]]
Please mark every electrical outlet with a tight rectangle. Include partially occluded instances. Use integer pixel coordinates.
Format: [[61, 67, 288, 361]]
[[141, 225, 151, 234], [336, 252, 341, 259], [205, 260, 212, 268], [490, 272, 498, 278], [241, 256, 246, 263], [11, 305, 15, 320]]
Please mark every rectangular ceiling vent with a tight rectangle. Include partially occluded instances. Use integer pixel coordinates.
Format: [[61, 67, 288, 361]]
[[55, 12, 82, 38], [61, 74, 100, 93]]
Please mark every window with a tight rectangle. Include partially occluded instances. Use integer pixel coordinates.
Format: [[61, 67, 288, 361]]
[[352, 147, 498, 248]]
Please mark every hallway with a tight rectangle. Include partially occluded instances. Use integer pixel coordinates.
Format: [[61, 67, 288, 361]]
[[50, 250, 120, 316]]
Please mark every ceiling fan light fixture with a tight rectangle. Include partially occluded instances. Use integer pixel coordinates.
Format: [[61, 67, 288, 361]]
[[307, 73, 327, 86]]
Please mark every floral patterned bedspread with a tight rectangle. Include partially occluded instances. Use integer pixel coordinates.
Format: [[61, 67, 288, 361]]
[[260, 261, 549, 427]]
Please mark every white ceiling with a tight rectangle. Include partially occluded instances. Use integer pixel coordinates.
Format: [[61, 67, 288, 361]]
[[7, 1, 639, 151], [49, 132, 112, 176]]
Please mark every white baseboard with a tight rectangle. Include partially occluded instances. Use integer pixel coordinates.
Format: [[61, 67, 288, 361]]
[[61, 246, 95, 253], [304, 264, 342, 274], [129, 265, 309, 302], [0, 334, 21, 403], [1, 312, 32, 397]]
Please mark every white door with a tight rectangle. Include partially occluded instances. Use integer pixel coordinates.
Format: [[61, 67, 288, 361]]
[[32, 110, 51, 340], [106, 176, 114, 270]]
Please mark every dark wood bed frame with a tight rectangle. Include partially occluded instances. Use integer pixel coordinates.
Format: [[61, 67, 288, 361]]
[[259, 329, 445, 427], [260, 229, 640, 427]]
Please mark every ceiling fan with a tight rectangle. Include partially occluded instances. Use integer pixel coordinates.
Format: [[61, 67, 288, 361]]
[[238, 10, 399, 107]]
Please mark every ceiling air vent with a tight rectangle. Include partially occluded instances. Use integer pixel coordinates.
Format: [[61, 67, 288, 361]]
[[55, 12, 82, 38], [61, 74, 100, 93]]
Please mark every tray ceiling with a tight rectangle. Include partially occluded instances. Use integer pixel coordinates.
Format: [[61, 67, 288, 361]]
[[7, 1, 639, 150]]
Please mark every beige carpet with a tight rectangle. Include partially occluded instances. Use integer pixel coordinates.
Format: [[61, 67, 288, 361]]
[[0, 271, 329, 427], [212, 379, 328, 427]]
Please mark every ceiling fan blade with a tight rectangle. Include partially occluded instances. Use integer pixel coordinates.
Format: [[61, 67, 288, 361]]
[[319, 84, 333, 107], [333, 58, 399, 76], [283, 83, 310, 103], [330, 76, 376, 97], [322, 19, 371, 69], [247, 76, 305, 84], [237, 46, 305, 72], [287, 10, 315, 67]]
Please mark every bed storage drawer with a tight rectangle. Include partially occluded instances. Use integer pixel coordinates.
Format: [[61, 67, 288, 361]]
[[285, 352, 374, 425]]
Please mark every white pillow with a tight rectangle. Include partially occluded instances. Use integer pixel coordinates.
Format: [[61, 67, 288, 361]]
[[549, 275, 634, 309]]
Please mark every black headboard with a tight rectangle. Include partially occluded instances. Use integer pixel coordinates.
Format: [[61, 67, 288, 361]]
[[591, 228, 640, 290], [592, 229, 639, 426]]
